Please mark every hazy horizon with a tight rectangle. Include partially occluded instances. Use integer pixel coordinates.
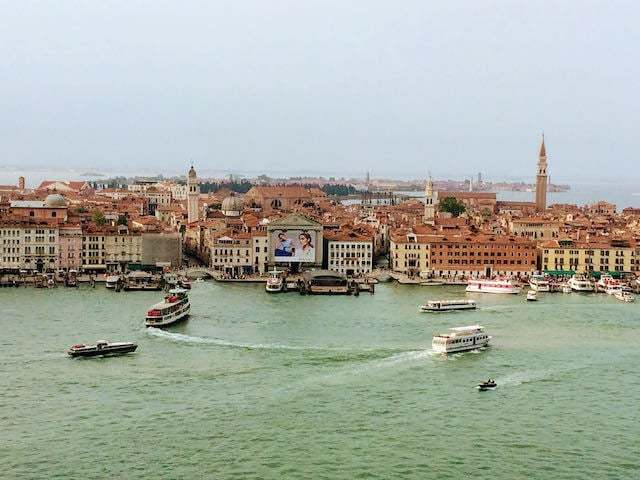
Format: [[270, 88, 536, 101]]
[[2, 1, 638, 179]]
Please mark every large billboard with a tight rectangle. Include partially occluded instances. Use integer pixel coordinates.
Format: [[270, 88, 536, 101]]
[[271, 229, 317, 263]]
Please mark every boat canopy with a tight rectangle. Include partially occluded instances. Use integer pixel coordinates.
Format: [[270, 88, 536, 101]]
[[543, 270, 576, 276], [449, 325, 483, 332], [168, 288, 187, 294], [591, 271, 625, 279]]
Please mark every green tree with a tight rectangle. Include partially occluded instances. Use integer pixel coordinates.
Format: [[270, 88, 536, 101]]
[[117, 214, 128, 226], [92, 209, 107, 226], [439, 197, 466, 217]]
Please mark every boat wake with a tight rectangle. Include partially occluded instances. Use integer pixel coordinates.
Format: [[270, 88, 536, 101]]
[[496, 368, 567, 387], [345, 349, 437, 376], [146, 327, 388, 353]]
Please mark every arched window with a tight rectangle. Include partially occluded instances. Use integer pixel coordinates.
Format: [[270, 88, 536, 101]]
[[270, 199, 282, 209]]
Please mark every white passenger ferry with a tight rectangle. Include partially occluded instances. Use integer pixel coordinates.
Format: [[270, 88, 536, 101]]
[[419, 299, 476, 312], [466, 278, 521, 294], [568, 275, 594, 292], [265, 268, 284, 293], [529, 274, 550, 292], [432, 325, 491, 354], [145, 288, 191, 327]]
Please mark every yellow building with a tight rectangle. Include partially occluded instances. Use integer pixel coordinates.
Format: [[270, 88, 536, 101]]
[[210, 231, 253, 276], [540, 238, 637, 274], [389, 229, 434, 277], [104, 226, 143, 272], [509, 217, 561, 240]]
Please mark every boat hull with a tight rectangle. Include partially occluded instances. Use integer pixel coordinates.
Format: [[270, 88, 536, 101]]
[[125, 285, 162, 291], [145, 304, 191, 328], [466, 286, 520, 294], [419, 305, 476, 312], [68, 345, 137, 357], [432, 338, 490, 354]]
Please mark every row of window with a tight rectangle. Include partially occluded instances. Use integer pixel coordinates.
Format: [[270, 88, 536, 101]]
[[0, 229, 54, 235], [331, 243, 371, 249]]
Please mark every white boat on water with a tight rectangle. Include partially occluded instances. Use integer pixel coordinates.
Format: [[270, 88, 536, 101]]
[[419, 299, 476, 312], [568, 275, 594, 292], [605, 284, 623, 296], [466, 278, 521, 294], [561, 283, 572, 293], [615, 291, 635, 303], [265, 268, 284, 293], [526, 290, 538, 301], [145, 288, 191, 327], [420, 279, 445, 286], [432, 325, 491, 354], [105, 275, 120, 289], [529, 275, 550, 292], [597, 274, 621, 293]]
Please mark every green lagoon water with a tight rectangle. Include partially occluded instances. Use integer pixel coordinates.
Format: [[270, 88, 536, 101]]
[[1, 282, 639, 479]]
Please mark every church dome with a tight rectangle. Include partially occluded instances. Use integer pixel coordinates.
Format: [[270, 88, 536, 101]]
[[221, 195, 243, 217], [45, 193, 66, 207]]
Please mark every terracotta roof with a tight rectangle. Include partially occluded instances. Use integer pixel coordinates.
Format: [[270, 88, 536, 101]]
[[438, 191, 496, 200], [249, 186, 326, 199], [36, 180, 90, 192]]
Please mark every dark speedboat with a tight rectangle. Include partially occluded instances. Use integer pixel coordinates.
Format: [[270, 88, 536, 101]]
[[477, 379, 497, 391], [67, 341, 138, 358]]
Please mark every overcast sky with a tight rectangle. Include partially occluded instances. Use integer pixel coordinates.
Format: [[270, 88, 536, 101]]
[[1, 1, 638, 180]]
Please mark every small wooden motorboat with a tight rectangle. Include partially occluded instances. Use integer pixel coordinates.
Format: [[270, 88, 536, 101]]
[[526, 290, 538, 301], [477, 379, 497, 391], [67, 341, 137, 358]]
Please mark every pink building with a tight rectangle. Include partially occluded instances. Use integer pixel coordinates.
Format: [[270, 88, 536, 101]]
[[58, 224, 82, 271]]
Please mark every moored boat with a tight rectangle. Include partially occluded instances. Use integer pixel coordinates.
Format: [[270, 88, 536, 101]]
[[266, 268, 285, 293], [605, 284, 623, 296], [526, 290, 538, 301], [614, 291, 635, 303], [67, 340, 137, 358], [560, 283, 572, 293], [466, 278, 521, 294], [420, 279, 445, 286], [419, 299, 476, 312], [529, 274, 550, 292], [568, 275, 594, 292], [432, 325, 491, 354], [65, 269, 79, 287], [124, 271, 162, 291], [105, 275, 120, 289], [145, 288, 191, 327]]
